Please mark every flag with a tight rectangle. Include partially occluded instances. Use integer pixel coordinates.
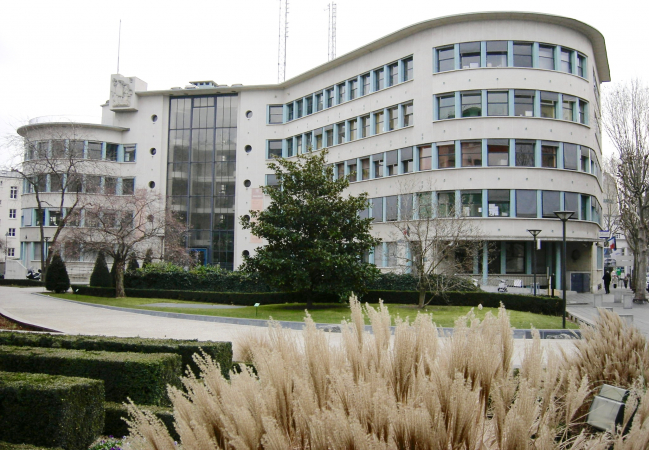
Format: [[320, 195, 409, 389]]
[[403, 225, 410, 237], [609, 236, 616, 250]]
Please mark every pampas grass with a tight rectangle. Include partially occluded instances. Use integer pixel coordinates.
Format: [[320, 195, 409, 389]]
[[126, 297, 649, 449]]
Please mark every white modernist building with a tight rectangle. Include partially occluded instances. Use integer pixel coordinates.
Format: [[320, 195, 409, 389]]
[[0, 171, 22, 277], [18, 12, 609, 292]]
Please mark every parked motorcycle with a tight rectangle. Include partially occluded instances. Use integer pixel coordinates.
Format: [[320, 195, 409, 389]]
[[26, 269, 41, 281], [497, 279, 508, 293]]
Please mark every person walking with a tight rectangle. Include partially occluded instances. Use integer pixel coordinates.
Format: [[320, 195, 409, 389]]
[[603, 270, 611, 294], [624, 273, 629, 289], [612, 273, 619, 289]]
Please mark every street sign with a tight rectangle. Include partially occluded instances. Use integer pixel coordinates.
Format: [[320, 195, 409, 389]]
[[599, 230, 610, 239]]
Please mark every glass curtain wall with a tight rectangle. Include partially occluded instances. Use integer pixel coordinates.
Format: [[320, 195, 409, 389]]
[[168, 95, 238, 269]]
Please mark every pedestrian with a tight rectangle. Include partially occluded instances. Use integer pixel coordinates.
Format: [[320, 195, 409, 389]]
[[624, 274, 629, 289], [612, 273, 619, 289], [603, 270, 611, 294]]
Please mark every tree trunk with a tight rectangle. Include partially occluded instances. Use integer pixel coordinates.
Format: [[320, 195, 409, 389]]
[[418, 289, 426, 309], [114, 259, 126, 298], [635, 226, 647, 302]]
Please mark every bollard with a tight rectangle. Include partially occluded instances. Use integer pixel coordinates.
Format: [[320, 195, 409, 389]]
[[619, 314, 633, 325], [594, 294, 603, 308], [624, 294, 634, 309], [614, 292, 623, 303]]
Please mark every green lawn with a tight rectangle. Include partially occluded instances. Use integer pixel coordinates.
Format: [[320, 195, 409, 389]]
[[48, 293, 578, 329]]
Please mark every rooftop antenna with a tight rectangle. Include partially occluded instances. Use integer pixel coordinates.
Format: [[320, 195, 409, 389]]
[[277, 0, 288, 83], [117, 19, 122, 74], [327, 2, 336, 61]]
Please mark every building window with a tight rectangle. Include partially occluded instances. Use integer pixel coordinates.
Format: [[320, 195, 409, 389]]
[[577, 54, 586, 77], [581, 147, 590, 172], [349, 119, 357, 141], [286, 138, 294, 157], [402, 102, 413, 126], [315, 94, 323, 112], [388, 63, 399, 86], [305, 133, 313, 152], [461, 190, 482, 217], [542, 191, 561, 218], [461, 141, 482, 167], [581, 194, 589, 220], [513, 42, 533, 67], [336, 162, 345, 180], [124, 145, 136, 162], [9, 186, 17, 199], [373, 153, 384, 178], [578, 101, 587, 124], [104, 177, 117, 195], [361, 115, 370, 138], [295, 99, 303, 118], [419, 145, 432, 171], [506, 243, 525, 274], [438, 94, 456, 120], [437, 45, 455, 72], [385, 150, 398, 176], [325, 127, 333, 146], [266, 174, 279, 189], [563, 143, 578, 170], [386, 196, 398, 221], [514, 90, 535, 117], [486, 41, 507, 67], [437, 142, 456, 168], [361, 74, 371, 95], [347, 159, 357, 182], [287, 103, 294, 121], [9, 209, 16, 219], [49, 210, 62, 226], [461, 91, 482, 117], [361, 158, 370, 180], [539, 45, 555, 70], [516, 190, 537, 218], [337, 122, 346, 144], [541, 142, 558, 168], [326, 88, 334, 108], [403, 57, 413, 81], [563, 95, 576, 121], [372, 198, 383, 222], [305, 97, 313, 115], [417, 191, 433, 219], [375, 68, 385, 91], [487, 139, 509, 166], [401, 147, 413, 173], [51, 140, 65, 158], [267, 140, 283, 159], [296, 135, 303, 153], [488, 190, 510, 217], [337, 83, 346, 104], [374, 111, 384, 134], [487, 91, 508, 116], [7, 228, 15, 237], [122, 178, 135, 195], [540, 91, 558, 118], [515, 140, 535, 167], [565, 192, 579, 216], [105, 144, 116, 161], [315, 130, 323, 150], [269, 105, 283, 124], [459, 42, 481, 69], [560, 48, 572, 73], [7, 248, 14, 257], [349, 79, 358, 100], [88, 142, 102, 160], [438, 191, 455, 217], [387, 106, 398, 131]]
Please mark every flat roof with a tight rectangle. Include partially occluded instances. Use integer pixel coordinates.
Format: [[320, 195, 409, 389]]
[[17, 122, 130, 136], [138, 11, 610, 98]]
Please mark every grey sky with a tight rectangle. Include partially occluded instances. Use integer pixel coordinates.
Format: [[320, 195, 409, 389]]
[[1, 0, 646, 160]]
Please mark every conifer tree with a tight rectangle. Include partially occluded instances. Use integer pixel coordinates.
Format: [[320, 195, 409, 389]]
[[142, 248, 154, 268], [127, 253, 140, 271], [45, 252, 70, 293], [89, 251, 112, 287]]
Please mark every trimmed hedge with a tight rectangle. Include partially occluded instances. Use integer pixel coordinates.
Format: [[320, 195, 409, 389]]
[[0, 371, 103, 450], [0, 444, 62, 450], [0, 332, 233, 379], [104, 401, 178, 441], [0, 345, 181, 406], [0, 279, 43, 287]]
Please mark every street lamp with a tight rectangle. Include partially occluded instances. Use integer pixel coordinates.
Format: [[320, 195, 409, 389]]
[[43, 236, 50, 277], [527, 229, 542, 296], [554, 211, 574, 329]]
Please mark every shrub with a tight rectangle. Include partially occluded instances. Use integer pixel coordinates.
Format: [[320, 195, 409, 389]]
[[104, 402, 177, 441], [45, 252, 70, 293], [110, 261, 117, 288], [0, 345, 181, 406], [0, 444, 62, 450], [367, 272, 479, 292], [0, 279, 43, 287], [127, 253, 140, 271], [0, 332, 233, 379], [0, 371, 103, 450], [89, 252, 112, 287], [142, 248, 154, 268]]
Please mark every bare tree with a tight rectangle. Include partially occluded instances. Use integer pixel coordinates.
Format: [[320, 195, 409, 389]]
[[603, 79, 649, 302], [601, 158, 622, 240], [4, 123, 103, 278], [64, 189, 187, 297], [386, 184, 485, 308]]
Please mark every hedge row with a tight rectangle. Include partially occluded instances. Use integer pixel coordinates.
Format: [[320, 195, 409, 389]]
[[0, 371, 103, 450], [71, 285, 560, 316], [0, 332, 233, 379], [0, 279, 43, 287], [0, 444, 61, 450], [104, 402, 178, 441], [0, 345, 181, 406]]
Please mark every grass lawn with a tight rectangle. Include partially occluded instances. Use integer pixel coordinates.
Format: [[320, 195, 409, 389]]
[[48, 293, 578, 329]]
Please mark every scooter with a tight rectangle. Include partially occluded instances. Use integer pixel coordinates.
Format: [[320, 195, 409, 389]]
[[26, 269, 41, 281], [497, 279, 508, 293]]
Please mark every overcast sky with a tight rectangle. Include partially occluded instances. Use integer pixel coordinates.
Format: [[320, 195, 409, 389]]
[[1, 0, 647, 160]]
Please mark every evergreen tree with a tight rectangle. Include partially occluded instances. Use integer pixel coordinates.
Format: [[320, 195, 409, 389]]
[[127, 253, 140, 271], [110, 261, 117, 287], [142, 248, 154, 268], [45, 252, 70, 293], [89, 251, 112, 287]]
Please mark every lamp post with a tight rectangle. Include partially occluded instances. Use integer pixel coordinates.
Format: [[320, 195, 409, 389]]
[[554, 211, 574, 329], [527, 229, 542, 296], [43, 236, 50, 278]]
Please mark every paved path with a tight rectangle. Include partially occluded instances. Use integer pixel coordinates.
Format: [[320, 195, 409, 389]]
[[0, 286, 580, 365]]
